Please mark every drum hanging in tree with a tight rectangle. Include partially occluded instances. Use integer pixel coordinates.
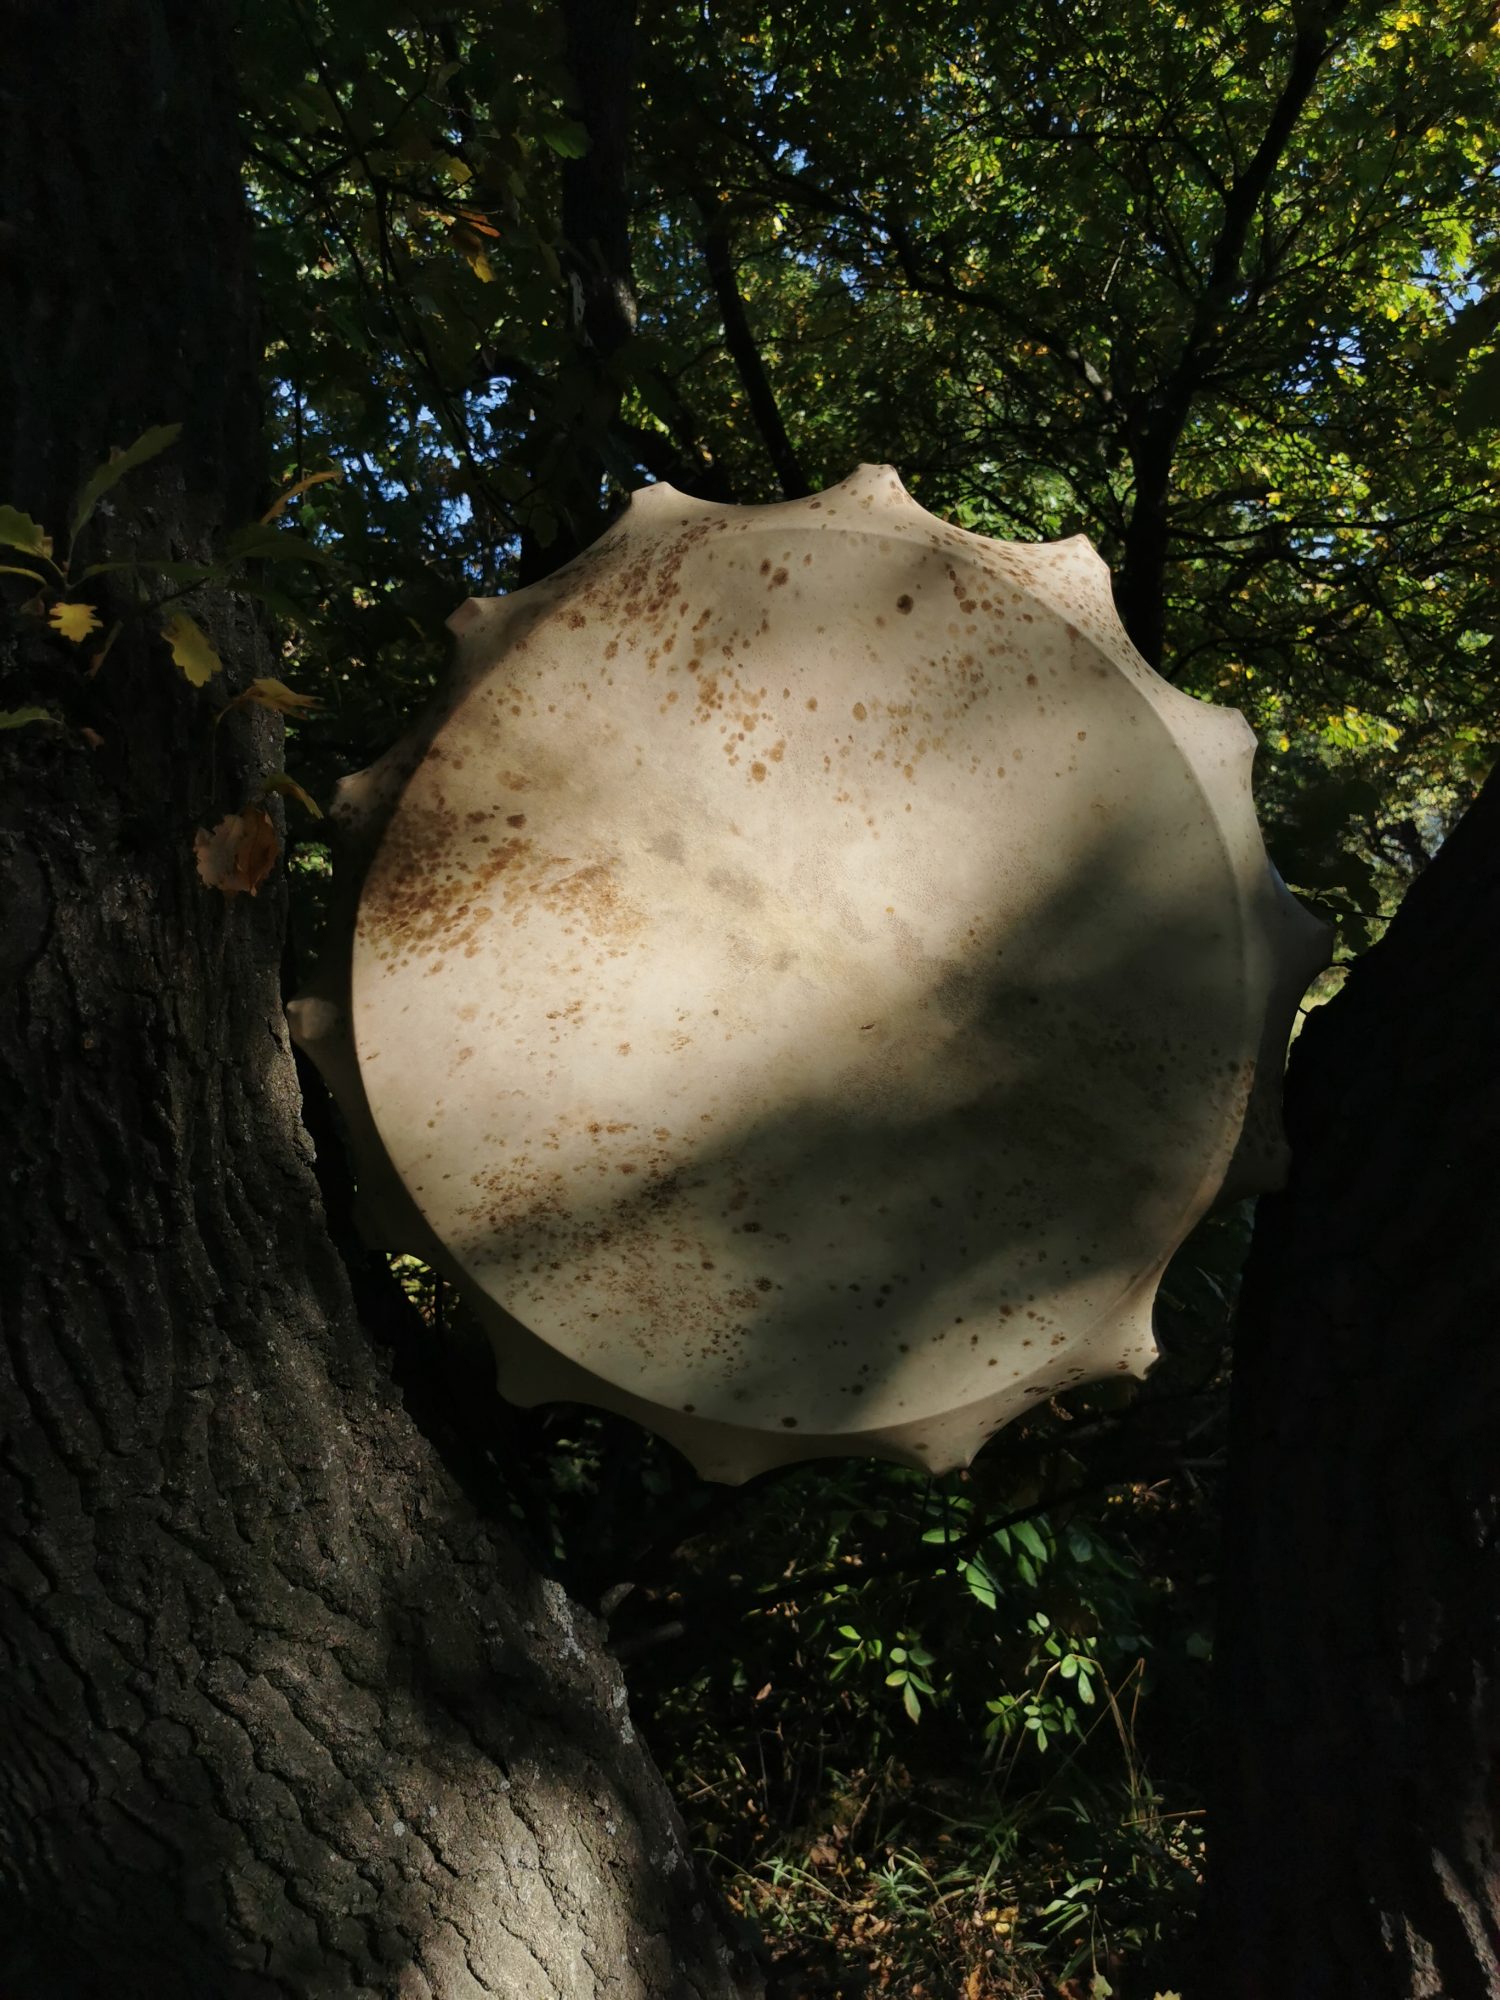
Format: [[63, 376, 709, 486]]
[[289, 465, 1327, 1482]]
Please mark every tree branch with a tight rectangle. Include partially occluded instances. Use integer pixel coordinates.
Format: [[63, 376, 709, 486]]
[[697, 212, 809, 498], [1117, 1, 1350, 666]]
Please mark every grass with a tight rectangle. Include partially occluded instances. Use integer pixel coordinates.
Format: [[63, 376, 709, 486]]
[[676, 1657, 1206, 1999]]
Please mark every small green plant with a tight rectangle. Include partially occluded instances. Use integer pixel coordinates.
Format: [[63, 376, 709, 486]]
[[828, 1620, 883, 1679], [985, 1612, 1102, 1757], [883, 1633, 938, 1723]]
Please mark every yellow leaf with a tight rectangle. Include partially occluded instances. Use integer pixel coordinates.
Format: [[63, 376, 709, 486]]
[[450, 220, 497, 280], [194, 807, 279, 897], [88, 618, 122, 678], [261, 770, 324, 817], [49, 600, 103, 642], [162, 611, 223, 686], [232, 676, 320, 717], [258, 467, 344, 524], [1264, 490, 1282, 506]]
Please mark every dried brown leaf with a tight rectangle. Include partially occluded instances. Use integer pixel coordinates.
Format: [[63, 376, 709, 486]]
[[194, 806, 279, 897]]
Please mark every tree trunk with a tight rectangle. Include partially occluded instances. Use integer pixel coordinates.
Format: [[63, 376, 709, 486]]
[[519, 0, 643, 580], [0, 8, 761, 1996], [1208, 765, 1500, 1998]]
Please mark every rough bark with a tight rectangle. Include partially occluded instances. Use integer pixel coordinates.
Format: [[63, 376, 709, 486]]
[[520, 0, 730, 583], [519, 0, 645, 582], [559, 0, 642, 367], [0, 7, 762, 1996], [1208, 764, 1500, 1998]]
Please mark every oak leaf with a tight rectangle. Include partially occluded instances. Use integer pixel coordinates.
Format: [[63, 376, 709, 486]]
[[0, 504, 53, 560], [49, 600, 102, 642], [194, 807, 279, 897], [162, 611, 223, 686], [68, 423, 182, 544]]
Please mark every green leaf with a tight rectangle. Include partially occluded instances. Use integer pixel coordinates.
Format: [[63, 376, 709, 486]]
[[539, 116, 590, 158], [901, 1680, 921, 1723], [0, 706, 61, 730], [76, 558, 219, 589], [1014, 1519, 1048, 1563], [286, 79, 341, 131], [837, 1625, 860, 1641], [73, 560, 138, 581], [222, 522, 334, 567], [162, 611, 223, 687], [69, 423, 183, 543], [0, 563, 48, 585], [146, 560, 220, 587], [961, 1561, 997, 1610], [237, 579, 305, 622], [0, 504, 53, 560]]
